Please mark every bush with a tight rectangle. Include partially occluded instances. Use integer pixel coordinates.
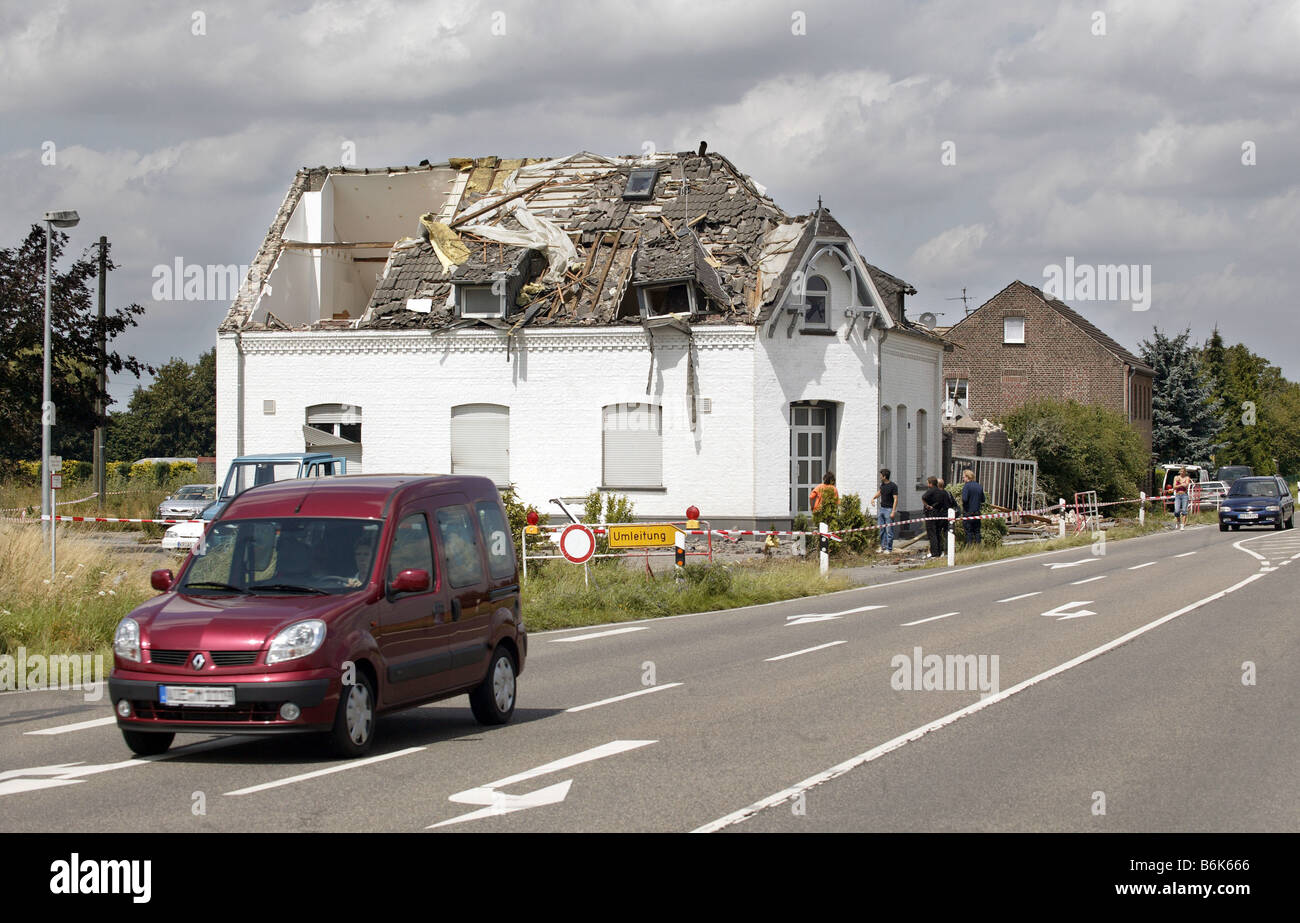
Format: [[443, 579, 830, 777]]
[[1001, 398, 1147, 501], [683, 562, 733, 595], [169, 461, 197, 479], [499, 485, 546, 574], [810, 492, 877, 555], [581, 489, 635, 555], [947, 485, 1007, 547]]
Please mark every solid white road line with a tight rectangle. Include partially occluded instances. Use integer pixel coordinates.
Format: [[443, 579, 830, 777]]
[[692, 568, 1270, 833], [1070, 575, 1107, 585], [548, 626, 648, 643], [997, 592, 1041, 603], [1129, 561, 1158, 570], [224, 746, 426, 796], [565, 683, 684, 713], [900, 612, 959, 627], [1175, 552, 1197, 558], [765, 641, 848, 662], [23, 716, 117, 736]]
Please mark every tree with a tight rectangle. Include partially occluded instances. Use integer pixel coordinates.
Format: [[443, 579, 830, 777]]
[[105, 349, 216, 460], [1140, 328, 1221, 463], [1001, 399, 1147, 501], [1201, 332, 1300, 476], [0, 226, 150, 460]]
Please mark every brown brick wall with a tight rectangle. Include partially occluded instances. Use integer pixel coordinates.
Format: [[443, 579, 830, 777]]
[[944, 284, 1152, 454]]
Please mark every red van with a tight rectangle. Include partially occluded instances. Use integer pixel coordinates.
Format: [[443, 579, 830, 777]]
[[108, 475, 526, 757]]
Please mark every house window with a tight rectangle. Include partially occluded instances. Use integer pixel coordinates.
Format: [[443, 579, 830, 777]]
[[916, 410, 928, 484], [622, 168, 658, 200], [802, 274, 830, 328], [451, 404, 510, 487], [895, 404, 908, 494], [305, 403, 363, 474], [880, 406, 892, 468], [1003, 316, 1025, 344], [458, 284, 506, 319], [639, 284, 695, 318], [603, 403, 663, 488], [944, 379, 968, 419]]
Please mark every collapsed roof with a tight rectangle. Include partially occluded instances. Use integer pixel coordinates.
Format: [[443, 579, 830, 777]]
[[220, 150, 926, 335]]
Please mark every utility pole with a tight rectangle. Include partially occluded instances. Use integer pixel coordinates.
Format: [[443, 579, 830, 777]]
[[95, 236, 107, 510]]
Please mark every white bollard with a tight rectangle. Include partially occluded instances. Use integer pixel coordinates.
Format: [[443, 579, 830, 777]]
[[946, 508, 956, 566], [521, 529, 528, 581], [1058, 498, 1066, 538], [818, 521, 829, 576], [1139, 491, 1146, 526]]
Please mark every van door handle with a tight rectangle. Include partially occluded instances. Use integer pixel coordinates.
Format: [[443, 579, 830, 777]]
[[451, 599, 461, 622]]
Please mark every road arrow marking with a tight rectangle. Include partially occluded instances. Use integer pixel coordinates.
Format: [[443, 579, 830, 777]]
[[785, 605, 886, 626], [1043, 559, 1096, 570], [428, 739, 656, 829], [1041, 601, 1097, 621], [0, 737, 240, 797]]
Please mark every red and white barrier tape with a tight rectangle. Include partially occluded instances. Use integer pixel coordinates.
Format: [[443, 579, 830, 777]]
[[1, 514, 201, 525]]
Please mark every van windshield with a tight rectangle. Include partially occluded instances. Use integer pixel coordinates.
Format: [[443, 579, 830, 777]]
[[222, 462, 303, 499], [1228, 480, 1279, 498], [181, 518, 382, 594]]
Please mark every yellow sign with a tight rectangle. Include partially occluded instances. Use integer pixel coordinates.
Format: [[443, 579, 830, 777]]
[[607, 524, 680, 548]]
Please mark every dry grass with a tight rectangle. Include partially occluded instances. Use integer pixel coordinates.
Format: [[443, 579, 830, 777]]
[[0, 523, 173, 657]]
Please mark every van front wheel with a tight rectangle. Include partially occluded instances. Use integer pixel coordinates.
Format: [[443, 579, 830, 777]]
[[470, 647, 516, 726]]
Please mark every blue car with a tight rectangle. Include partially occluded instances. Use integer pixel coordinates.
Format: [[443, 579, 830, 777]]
[[1218, 476, 1295, 531]]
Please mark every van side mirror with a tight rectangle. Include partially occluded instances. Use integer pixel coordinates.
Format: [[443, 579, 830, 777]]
[[389, 569, 430, 594], [151, 569, 175, 592]]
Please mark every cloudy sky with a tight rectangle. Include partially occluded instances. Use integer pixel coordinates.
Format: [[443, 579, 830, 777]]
[[4, 0, 1298, 406]]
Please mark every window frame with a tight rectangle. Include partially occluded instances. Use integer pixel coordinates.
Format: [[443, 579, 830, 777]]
[[1003, 315, 1026, 344], [385, 511, 437, 596], [601, 402, 664, 489]]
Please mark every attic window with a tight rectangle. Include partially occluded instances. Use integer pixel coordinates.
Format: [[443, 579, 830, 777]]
[[639, 283, 697, 317], [458, 285, 506, 319], [623, 169, 658, 201], [802, 274, 830, 329]]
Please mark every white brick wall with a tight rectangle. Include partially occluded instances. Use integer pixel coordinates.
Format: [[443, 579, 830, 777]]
[[880, 333, 943, 514]]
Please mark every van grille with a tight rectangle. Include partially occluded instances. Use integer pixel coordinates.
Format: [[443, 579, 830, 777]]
[[149, 650, 260, 666]]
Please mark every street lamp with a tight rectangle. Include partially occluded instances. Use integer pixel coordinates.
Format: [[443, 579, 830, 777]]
[[43, 209, 79, 579]]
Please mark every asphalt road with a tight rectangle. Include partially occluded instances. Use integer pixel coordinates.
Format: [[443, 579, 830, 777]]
[[2, 523, 1297, 833]]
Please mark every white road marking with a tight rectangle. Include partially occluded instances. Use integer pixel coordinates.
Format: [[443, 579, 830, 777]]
[[1129, 561, 1158, 570], [1041, 601, 1096, 621], [566, 683, 683, 713], [23, 716, 117, 736], [1043, 559, 1096, 570], [900, 612, 958, 627], [429, 739, 655, 829], [0, 737, 241, 798], [1070, 575, 1106, 585], [997, 592, 1041, 603], [785, 605, 887, 626], [225, 746, 426, 796], [1174, 552, 1197, 558], [548, 626, 648, 643], [765, 641, 848, 662], [694, 568, 1269, 833]]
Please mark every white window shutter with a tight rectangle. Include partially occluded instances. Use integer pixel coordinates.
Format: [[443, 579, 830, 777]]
[[451, 404, 510, 486], [603, 403, 662, 487]]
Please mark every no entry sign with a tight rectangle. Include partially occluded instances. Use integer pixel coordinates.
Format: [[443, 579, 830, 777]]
[[558, 523, 596, 564]]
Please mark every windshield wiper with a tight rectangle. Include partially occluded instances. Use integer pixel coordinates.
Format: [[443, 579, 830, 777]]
[[181, 581, 246, 594], [248, 583, 328, 595]]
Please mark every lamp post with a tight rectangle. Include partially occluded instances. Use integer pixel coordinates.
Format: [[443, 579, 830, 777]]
[[43, 209, 79, 579]]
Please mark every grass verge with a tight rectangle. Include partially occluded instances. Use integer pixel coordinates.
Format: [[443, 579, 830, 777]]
[[0, 524, 172, 658], [522, 558, 853, 632]]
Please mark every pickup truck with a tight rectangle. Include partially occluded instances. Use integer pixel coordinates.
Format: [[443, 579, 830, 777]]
[[161, 453, 348, 550]]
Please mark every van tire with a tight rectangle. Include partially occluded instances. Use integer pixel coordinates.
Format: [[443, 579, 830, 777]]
[[122, 729, 173, 756], [470, 647, 516, 726], [330, 672, 376, 758]]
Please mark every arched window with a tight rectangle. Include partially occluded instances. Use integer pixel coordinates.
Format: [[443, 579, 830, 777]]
[[451, 404, 510, 486], [880, 406, 892, 469], [916, 409, 928, 484], [895, 404, 908, 492], [804, 274, 829, 326]]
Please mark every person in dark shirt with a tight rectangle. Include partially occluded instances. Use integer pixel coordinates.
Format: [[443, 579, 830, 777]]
[[961, 468, 986, 546], [921, 475, 949, 558], [871, 469, 899, 552]]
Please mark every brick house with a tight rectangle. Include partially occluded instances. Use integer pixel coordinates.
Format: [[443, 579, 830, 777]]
[[940, 280, 1154, 453]]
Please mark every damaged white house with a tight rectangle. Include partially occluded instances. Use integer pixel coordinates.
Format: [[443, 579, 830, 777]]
[[216, 149, 947, 526]]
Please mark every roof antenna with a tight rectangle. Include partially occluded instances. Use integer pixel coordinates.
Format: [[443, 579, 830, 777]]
[[946, 287, 972, 315]]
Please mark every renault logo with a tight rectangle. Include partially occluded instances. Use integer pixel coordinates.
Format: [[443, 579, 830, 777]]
[[191, 653, 206, 670]]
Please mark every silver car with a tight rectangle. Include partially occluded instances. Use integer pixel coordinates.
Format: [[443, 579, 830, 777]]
[[156, 483, 218, 521]]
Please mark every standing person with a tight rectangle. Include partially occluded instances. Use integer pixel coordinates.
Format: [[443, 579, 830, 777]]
[[961, 468, 985, 547], [871, 469, 899, 552], [1172, 466, 1192, 530], [810, 471, 839, 515], [921, 475, 948, 558]]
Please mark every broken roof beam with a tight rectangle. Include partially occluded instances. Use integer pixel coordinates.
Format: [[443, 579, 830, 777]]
[[449, 178, 554, 228]]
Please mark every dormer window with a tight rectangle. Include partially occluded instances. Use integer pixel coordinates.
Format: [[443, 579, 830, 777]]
[[637, 282, 697, 318], [623, 169, 658, 201], [458, 284, 506, 319], [803, 274, 830, 328]]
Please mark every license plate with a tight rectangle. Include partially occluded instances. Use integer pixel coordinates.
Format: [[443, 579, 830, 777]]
[[159, 685, 235, 707], [1239, 512, 1258, 519]]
